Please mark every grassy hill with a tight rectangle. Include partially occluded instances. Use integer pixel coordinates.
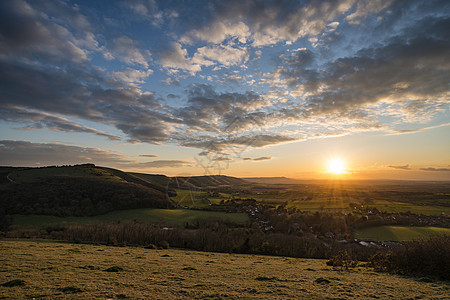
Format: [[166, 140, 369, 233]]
[[1, 240, 449, 299], [131, 173, 248, 189], [0, 164, 176, 217]]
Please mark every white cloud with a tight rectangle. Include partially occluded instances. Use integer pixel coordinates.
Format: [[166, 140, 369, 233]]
[[346, 0, 394, 25], [192, 45, 249, 67], [108, 36, 151, 68], [159, 42, 201, 73], [181, 21, 250, 44], [112, 68, 153, 85]]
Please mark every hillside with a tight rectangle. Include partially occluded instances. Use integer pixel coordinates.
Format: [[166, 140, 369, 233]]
[[131, 173, 248, 189], [0, 164, 176, 217], [1, 240, 449, 299]]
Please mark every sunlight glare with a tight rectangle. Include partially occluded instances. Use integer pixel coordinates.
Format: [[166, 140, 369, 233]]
[[327, 158, 347, 175]]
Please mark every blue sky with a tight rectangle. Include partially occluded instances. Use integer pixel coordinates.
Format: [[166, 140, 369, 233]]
[[0, 0, 449, 179]]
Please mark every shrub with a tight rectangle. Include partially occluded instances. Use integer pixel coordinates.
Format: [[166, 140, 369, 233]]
[[326, 250, 358, 270], [369, 235, 450, 280]]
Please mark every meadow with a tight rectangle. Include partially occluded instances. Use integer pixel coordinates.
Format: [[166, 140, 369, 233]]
[[354, 226, 450, 241], [10, 208, 248, 228], [1, 240, 449, 299]]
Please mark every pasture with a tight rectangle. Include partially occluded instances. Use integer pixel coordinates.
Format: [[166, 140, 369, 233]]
[[354, 226, 450, 241], [1, 240, 449, 299], [11, 208, 248, 229]]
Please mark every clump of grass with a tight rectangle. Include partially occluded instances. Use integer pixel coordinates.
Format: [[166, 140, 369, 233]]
[[144, 244, 157, 249], [255, 276, 278, 281], [314, 277, 331, 284], [58, 285, 83, 293], [182, 266, 197, 271], [117, 293, 128, 299], [104, 266, 123, 272], [79, 265, 99, 270], [2, 279, 26, 287]]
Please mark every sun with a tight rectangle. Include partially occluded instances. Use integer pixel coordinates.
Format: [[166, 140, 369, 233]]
[[327, 158, 347, 175]]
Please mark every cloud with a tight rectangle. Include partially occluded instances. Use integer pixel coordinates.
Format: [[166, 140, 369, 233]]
[[106, 36, 151, 67], [274, 16, 450, 121], [420, 167, 450, 172], [0, 106, 120, 141], [135, 160, 191, 168], [181, 20, 250, 44], [193, 45, 249, 67], [0, 140, 191, 169], [111, 68, 153, 86], [181, 134, 296, 151], [0, 58, 173, 144], [345, 0, 394, 25], [158, 42, 201, 73], [243, 156, 272, 161], [206, 0, 359, 46], [139, 154, 158, 158], [388, 164, 411, 170], [0, 140, 130, 167], [0, 0, 90, 62]]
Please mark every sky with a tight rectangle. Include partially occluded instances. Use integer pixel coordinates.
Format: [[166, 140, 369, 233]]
[[0, 0, 449, 180]]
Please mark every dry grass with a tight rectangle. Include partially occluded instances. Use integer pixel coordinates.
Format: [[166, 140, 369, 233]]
[[0, 240, 449, 299]]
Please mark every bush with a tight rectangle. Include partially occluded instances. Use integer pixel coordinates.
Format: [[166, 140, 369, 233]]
[[326, 250, 358, 270], [369, 235, 450, 280]]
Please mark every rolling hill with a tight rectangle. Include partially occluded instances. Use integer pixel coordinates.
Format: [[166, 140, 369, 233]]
[[0, 164, 251, 218], [131, 173, 249, 189], [0, 164, 177, 217]]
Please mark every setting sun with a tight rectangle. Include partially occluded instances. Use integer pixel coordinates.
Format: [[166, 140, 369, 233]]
[[327, 158, 347, 175]]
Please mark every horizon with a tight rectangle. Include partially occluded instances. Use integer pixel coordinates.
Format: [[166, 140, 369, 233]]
[[1, 0, 449, 181]]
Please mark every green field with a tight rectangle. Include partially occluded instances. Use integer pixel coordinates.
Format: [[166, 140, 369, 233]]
[[11, 208, 249, 228], [355, 226, 450, 241], [1, 240, 448, 299]]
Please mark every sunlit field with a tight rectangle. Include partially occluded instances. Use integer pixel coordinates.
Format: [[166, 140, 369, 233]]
[[1, 240, 449, 299], [354, 226, 450, 241]]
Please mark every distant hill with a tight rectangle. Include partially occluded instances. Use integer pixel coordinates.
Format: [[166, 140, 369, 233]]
[[131, 173, 248, 189], [0, 164, 176, 217], [243, 177, 302, 184]]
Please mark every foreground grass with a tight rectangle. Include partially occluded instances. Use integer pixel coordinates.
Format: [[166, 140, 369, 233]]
[[354, 226, 450, 241], [11, 208, 248, 229], [1, 240, 449, 299]]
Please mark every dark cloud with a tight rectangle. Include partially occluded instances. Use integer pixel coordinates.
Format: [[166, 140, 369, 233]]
[[253, 156, 271, 161], [243, 156, 272, 161], [0, 140, 129, 167], [0, 140, 191, 169], [420, 167, 450, 172], [135, 160, 191, 168], [0, 106, 120, 141], [139, 154, 158, 158], [183, 0, 381, 46], [181, 134, 296, 151], [388, 164, 411, 170]]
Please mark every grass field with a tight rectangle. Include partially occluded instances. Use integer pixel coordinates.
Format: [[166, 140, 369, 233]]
[[1, 240, 449, 299], [355, 226, 450, 241], [11, 208, 249, 228]]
